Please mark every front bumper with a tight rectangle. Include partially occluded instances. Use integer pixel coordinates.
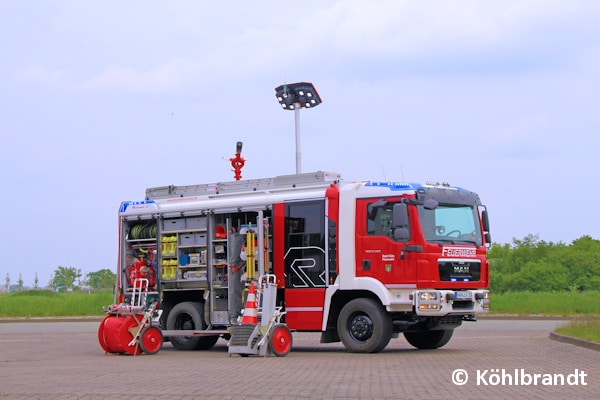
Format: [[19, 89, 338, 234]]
[[413, 289, 490, 316]]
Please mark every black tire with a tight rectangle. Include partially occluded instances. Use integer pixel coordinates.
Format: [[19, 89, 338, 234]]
[[404, 329, 454, 349], [166, 302, 218, 351], [337, 298, 392, 353], [195, 334, 219, 350]]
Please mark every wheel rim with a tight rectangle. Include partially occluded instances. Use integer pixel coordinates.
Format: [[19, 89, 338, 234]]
[[271, 326, 292, 355], [141, 326, 162, 354], [175, 314, 195, 343], [348, 312, 374, 342]]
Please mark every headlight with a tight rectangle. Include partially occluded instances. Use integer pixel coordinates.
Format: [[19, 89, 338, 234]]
[[483, 291, 490, 309], [419, 291, 438, 301], [475, 291, 491, 309]]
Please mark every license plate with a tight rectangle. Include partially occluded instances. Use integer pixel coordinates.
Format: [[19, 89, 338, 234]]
[[455, 291, 472, 300]]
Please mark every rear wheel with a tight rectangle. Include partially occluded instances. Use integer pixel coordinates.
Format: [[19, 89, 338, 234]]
[[195, 334, 219, 350], [269, 324, 292, 357], [337, 298, 392, 353], [167, 302, 217, 350], [404, 329, 454, 349]]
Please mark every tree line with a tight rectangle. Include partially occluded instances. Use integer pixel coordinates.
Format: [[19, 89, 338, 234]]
[[4, 268, 116, 292], [489, 234, 600, 292]]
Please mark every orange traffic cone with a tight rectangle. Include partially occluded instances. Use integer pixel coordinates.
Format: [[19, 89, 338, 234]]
[[241, 282, 258, 325]]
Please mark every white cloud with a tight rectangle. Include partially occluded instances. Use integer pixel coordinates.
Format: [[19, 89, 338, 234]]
[[9, 1, 600, 95], [302, 0, 582, 57], [12, 65, 69, 87], [79, 59, 204, 93]]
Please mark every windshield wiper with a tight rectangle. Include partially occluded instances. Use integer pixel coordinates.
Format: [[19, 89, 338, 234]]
[[429, 238, 457, 244], [429, 237, 479, 246]]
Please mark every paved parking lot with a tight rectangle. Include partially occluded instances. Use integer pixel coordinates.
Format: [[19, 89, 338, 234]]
[[0, 319, 598, 399]]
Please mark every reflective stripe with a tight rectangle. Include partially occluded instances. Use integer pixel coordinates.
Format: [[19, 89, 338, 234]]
[[285, 307, 323, 312]]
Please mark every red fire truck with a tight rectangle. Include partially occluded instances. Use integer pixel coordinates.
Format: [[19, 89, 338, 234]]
[[110, 170, 490, 353]]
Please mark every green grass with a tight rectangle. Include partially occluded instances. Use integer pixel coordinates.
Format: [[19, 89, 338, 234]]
[[0, 290, 114, 318], [480, 291, 600, 344], [489, 291, 600, 316], [555, 319, 600, 343]]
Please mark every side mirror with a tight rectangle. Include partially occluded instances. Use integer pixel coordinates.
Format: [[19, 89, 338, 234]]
[[394, 228, 410, 241], [392, 204, 410, 242], [392, 203, 409, 228], [485, 232, 492, 245], [482, 208, 491, 244], [482, 209, 490, 232]]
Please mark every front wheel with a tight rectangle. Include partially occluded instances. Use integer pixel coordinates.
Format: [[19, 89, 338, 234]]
[[337, 298, 392, 353], [404, 329, 454, 349]]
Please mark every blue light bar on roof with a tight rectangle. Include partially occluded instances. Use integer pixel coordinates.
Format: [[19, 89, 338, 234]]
[[365, 182, 414, 190]]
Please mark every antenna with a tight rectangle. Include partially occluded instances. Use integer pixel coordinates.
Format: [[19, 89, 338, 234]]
[[381, 166, 387, 181]]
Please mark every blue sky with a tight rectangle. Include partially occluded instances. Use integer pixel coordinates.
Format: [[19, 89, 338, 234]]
[[1, 1, 599, 287]]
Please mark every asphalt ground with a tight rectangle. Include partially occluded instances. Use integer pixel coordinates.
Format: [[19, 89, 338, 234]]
[[0, 319, 598, 400]]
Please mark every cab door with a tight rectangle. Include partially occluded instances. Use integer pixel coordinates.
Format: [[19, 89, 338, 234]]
[[355, 199, 417, 286]]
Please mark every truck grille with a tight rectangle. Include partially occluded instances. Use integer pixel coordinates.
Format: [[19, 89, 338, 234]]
[[439, 260, 481, 282]]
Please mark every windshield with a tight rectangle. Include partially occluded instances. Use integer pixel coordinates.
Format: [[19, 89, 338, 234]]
[[418, 204, 483, 246]]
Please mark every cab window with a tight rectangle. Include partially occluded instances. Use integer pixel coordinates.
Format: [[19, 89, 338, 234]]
[[367, 201, 404, 239]]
